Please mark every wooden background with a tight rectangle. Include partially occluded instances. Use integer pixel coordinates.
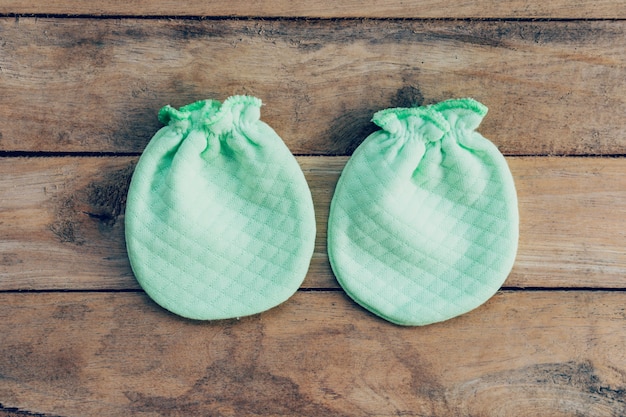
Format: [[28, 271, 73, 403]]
[[1, 1, 625, 416]]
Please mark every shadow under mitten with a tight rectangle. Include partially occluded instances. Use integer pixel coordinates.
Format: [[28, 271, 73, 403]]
[[125, 96, 316, 320], [327, 98, 518, 326]]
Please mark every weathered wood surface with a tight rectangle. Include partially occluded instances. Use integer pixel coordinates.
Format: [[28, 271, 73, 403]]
[[1, 4, 626, 416], [0, 291, 625, 417], [1, 156, 624, 290], [1, 0, 625, 18], [0, 18, 625, 155]]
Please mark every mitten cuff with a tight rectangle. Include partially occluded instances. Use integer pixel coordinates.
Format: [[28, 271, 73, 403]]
[[205, 95, 263, 134], [372, 106, 450, 143], [157, 96, 263, 135], [430, 98, 488, 131]]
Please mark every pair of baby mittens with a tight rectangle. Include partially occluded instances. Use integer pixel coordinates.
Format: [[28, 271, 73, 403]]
[[125, 95, 518, 326]]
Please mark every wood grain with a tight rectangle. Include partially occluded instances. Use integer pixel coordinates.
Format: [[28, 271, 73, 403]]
[[1, 4, 625, 417], [0, 18, 624, 155], [0, 0, 625, 18], [0, 156, 624, 290], [0, 291, 625, 417]]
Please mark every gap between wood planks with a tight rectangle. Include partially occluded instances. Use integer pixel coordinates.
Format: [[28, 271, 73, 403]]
[[2, 14, 626, 21], [2, 152, 626, 158], [1, 0, 626, 19], [1, 287, 626, 294]]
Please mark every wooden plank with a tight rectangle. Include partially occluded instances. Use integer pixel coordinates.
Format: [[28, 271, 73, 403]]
[[0, 156, 624, 290], [0, 18, 625, 155], [0, 0, 625, 19], [0, 291, 625, 416]]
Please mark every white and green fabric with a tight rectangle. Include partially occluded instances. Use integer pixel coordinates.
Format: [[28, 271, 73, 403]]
[[327, 98, 518, 326], [125, 96, 316, 320]]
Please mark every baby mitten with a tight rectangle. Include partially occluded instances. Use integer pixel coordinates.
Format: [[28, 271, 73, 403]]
[[327, 98, 518, 326], [125, 96, 316, 320]]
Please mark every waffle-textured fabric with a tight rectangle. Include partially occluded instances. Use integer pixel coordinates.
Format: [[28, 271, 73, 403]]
[[327, 98, 518, 326], [125, 96, 316, 320]]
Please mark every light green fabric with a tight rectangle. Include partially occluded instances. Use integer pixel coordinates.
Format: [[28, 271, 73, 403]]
[[125, 96, 316, 320], [327, 98, 518, 326]]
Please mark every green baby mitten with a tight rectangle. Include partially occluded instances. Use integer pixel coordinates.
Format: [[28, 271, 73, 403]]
[[327, 98, 518, 326], [125, 96, 316, 320]]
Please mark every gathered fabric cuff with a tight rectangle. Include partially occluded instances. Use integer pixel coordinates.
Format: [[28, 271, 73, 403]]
[[157, 95, 263, 135], [372, 105, 450, 143], [429, 98, 488, 131]]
